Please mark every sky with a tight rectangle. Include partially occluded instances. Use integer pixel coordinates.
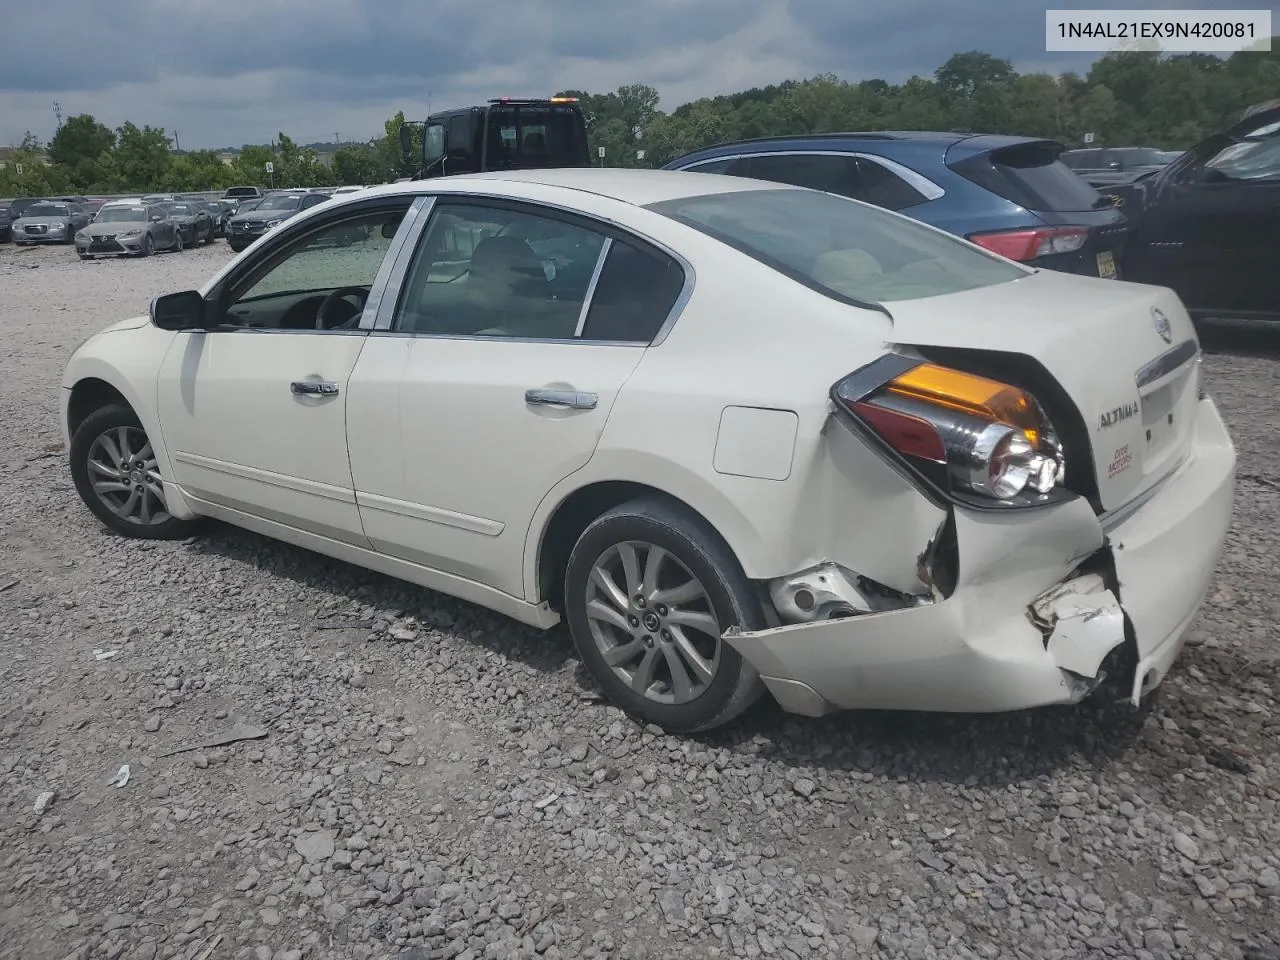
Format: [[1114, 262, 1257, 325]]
[[1, 0, 1275, 149]]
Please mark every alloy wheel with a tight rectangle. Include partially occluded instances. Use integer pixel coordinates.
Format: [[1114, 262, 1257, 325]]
[[584, 541, 722, 704], [85, 426, 171, 526]]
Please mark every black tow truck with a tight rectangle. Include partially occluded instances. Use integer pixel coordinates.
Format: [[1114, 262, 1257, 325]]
[[398, 96, 592, 179]]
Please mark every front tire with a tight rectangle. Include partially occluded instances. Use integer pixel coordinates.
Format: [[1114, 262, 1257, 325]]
[[564, 496, 765, 733], [173, 230, 185, 253], [139, 234, 154, 257], [69, 404, 195, 540]]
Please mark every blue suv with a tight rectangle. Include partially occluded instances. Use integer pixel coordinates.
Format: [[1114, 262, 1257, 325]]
[[664, 132, 1131, 280]]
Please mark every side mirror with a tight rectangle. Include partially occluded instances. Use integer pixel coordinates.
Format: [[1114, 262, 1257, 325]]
[[150, 290, 206, 331], [399, 125, 413, 161]]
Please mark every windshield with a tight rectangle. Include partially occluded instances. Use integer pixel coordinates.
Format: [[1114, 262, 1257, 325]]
[[168, 203, 196, 215], [26, 203, 70, 218], [257, 195, 302, 211], [648, 188, 1025, 305], [484, 105, 586, 170], [95, 206, 147, 223]]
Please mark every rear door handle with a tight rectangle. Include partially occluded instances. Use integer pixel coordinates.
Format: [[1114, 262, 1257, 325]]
[[291, 380, 340, 396], [525, 388, 597, 410]]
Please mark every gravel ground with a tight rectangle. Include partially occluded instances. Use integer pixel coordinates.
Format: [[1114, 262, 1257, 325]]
[[1, 240, 1278, 960]]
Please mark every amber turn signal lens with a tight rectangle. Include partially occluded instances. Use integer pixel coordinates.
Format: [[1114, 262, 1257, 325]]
[[884, 363, 1041, 445]]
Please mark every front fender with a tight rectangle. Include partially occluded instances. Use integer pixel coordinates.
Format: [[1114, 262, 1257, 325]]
[[62, 326, 198, 520]]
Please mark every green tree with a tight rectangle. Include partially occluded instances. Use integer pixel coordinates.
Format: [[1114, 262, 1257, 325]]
[[332, 143, 381, 185], [0, 147, 74, 196], [47, 114, 116, 189], [113, 122, 173, 190]]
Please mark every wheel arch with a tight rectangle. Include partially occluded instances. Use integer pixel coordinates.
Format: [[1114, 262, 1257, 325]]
[[525, 463, 767, 613], [62, 348, 197, 521], [66, 377, 131, 440]]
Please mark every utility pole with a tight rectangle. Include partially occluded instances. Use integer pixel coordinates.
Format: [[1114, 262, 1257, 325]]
[[52, 101, 63, 132], [172, 129, 181, 151], [335, 131, 340, 145]]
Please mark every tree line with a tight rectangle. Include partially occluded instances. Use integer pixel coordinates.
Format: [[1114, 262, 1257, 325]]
[[2, 45, 1276, 197]]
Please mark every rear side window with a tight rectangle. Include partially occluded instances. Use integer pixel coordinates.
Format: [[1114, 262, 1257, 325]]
[[951, 142, 1102, 213], [684, 157, 737, 174], [723, 153, 929, 211], [853, 158, 930, 210], [580, 241, 685, 343]]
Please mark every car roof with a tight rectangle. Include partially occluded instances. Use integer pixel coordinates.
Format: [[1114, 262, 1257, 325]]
[[356, 168, 784, 207]]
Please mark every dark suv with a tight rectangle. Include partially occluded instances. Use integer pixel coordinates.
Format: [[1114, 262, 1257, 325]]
[[665, 132, 1130, 280], [1100, 103, 1280, 323]]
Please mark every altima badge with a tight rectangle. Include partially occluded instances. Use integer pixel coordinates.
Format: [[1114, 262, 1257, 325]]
[[1152, 308, 1172, 344]]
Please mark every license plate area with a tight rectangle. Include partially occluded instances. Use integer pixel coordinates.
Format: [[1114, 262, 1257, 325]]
[[1140, 367, 1194, 474], [1096, 251, 1117, 279]]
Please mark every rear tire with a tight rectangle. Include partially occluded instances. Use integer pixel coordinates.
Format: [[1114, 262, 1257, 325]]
[[69, 404, 195, 540], [563, 496, 766, 733]]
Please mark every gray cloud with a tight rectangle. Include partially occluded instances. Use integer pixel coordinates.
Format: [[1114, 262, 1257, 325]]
[[1, 0, 1273, 148]]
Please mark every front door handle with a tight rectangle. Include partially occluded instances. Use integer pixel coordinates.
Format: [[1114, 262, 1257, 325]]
[[525, 388, 597, 410], [291, 380, 340, 396]]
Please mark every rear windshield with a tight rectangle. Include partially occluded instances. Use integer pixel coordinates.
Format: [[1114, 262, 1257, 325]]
[[225, 187, 260, 198], [952, 141, 1103, 213], [648, 188, 1025, 306], [484, 106, 586, 170]]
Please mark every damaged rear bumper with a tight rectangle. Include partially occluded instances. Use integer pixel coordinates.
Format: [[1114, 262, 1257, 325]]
[[727, 398, 1236, 717]]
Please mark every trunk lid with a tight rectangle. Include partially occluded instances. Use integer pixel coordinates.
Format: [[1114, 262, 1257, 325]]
[[883, 270, 1202, 512]]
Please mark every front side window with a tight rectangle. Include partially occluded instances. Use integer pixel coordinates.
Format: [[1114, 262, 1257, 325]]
[[649, 188, 1025, 305], [220, 205, 410, 330], [395, 203, 607, 339], [424, 123, 445, 164]]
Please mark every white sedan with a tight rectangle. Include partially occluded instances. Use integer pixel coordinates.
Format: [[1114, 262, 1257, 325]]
[[61, 169, 1236, 732]]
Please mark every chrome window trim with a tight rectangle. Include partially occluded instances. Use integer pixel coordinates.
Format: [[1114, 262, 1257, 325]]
[[573, 238, 612, 338], [678, 149, 947, 202], [363, 195, 436, 331], [373, 190, 696, 347], [367, 331, 648, 347]]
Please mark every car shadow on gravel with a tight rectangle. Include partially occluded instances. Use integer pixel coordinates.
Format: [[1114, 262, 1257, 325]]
[[696, 694, 1154, 788], [181, 521, 578, 675], [175, 521, 1160, 787], [1197, 319, 1280, 359]]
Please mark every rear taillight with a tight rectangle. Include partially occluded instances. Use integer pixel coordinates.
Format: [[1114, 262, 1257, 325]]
[[967, 226, 1088, 261], [834, 358, 1068, 506]]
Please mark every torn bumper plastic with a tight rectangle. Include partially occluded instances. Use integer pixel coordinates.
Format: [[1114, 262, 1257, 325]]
[[726, 398, 1236, 717]]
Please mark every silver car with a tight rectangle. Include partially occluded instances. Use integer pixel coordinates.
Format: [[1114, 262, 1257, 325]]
[[75, 202, 183, 259], [11, 201, 90, 245]]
